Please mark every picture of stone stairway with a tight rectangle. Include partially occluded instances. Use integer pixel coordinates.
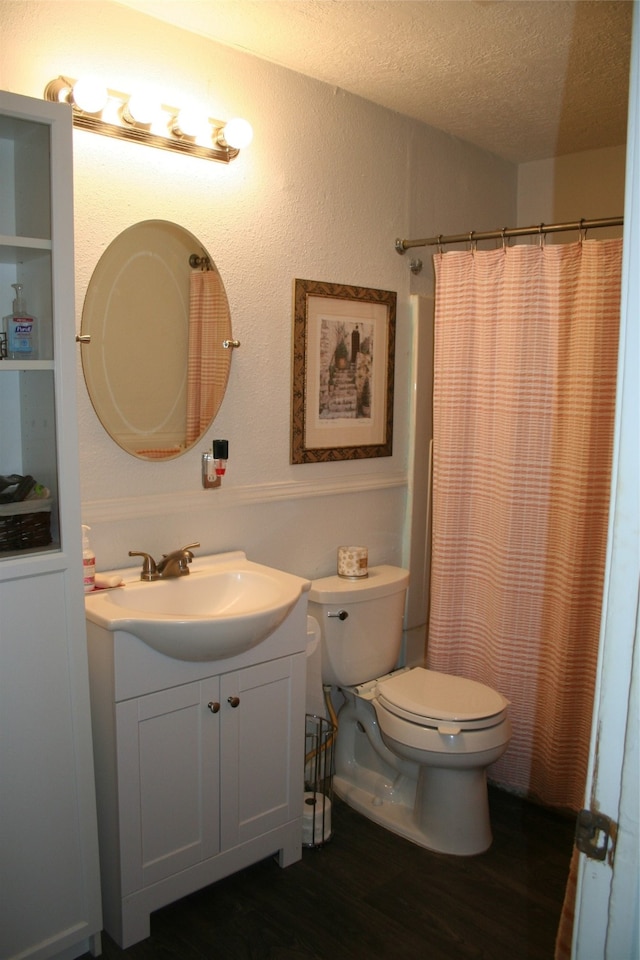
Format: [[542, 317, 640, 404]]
[[319, 318, 373, 421]]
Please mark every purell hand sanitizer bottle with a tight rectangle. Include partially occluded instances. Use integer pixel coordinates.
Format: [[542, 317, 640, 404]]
[[3, 284, 38, 359]]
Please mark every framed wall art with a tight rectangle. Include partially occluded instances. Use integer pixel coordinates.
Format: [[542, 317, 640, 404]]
[[291, 278, 396, 463]]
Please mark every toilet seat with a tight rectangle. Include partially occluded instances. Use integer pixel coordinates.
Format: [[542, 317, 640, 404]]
[[376, 667, 509, 733]]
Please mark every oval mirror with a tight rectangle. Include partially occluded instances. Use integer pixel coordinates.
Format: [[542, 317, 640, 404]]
[[81, 220, 232, 460]]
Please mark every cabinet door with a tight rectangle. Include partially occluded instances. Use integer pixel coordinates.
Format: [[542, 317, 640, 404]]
[[0, 571, 100, 960], [220, 655, 305, 849], [118, 678, 221, 892]]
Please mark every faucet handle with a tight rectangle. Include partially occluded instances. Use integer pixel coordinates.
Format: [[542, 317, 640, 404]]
[[180, 542, 200, 555], [176, 542, 200, 564], [180, 542, 200, 570], [128, 550, 160, 581]]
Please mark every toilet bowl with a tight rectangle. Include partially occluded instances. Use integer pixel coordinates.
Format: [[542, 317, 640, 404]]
[[372, 667, 511, 854], [308, 565, 512, 855]]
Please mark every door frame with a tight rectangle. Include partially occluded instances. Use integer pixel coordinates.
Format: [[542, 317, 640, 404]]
[[572, 3, 639, 956]]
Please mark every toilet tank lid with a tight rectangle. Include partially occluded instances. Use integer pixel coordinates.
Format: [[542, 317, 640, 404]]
[[309, 565, 409, 603]]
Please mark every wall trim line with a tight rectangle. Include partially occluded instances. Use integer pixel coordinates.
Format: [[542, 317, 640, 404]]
[[82, 471, 408, 524]]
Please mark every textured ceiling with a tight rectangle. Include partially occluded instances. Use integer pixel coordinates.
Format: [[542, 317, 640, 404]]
[[114, 0, 633, 163]]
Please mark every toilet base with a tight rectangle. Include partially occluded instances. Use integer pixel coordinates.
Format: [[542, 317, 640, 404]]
[[334, 771, 426, 849], [334, 766, 492, 856], [414, 764, 492, 855]]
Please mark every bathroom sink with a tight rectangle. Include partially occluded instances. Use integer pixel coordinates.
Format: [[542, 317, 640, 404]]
[[84, 550, 311, 661]]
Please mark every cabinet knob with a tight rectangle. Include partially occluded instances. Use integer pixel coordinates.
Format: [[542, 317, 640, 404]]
[[75, 334, 91, 343], [207, 701, 220, 713], [227, 696, 240, 708]]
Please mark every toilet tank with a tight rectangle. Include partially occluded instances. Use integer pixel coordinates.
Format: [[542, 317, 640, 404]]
[[308, 565, 409, 687]]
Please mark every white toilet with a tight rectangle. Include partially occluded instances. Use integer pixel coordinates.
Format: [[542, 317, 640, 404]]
[[308, 564, 512, 855]]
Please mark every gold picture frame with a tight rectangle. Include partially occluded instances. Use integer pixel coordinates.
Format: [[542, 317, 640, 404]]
[[291, 278, 396, 463]]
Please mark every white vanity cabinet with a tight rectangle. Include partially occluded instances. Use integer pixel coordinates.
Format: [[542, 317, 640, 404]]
[[0, 92, 102, 960], [86, 598, 308, 949]]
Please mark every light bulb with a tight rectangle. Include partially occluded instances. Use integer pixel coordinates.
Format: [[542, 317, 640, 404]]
[[123, 92, 158, 127], [219, 117, 253, 150], [171, 108, 207, 140], [71, 77, 108, 115], [44, 78, 73, 103]]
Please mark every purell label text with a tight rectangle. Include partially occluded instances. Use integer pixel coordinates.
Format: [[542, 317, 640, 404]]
[[14, 323, 33, 334]]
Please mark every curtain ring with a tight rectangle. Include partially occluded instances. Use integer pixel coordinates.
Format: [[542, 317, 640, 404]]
[[538, 223, 546, 248], [579, 218, 586, 243], [437, 234, 444, 255], [501, 228, 508, 251], [468, 230, 476, 253]]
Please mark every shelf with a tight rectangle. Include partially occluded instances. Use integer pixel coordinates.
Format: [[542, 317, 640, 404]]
[[0, 234, 52, 249], [0, 236, 52, 264], [0, 540, 60, 564], [0, 360, 55, 371]]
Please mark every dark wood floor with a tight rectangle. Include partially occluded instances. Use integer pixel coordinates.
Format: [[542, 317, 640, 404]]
[[94, 787, 575, 959]]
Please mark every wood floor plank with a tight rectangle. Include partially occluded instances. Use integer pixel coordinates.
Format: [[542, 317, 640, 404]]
[[92, 788, 574, 959]]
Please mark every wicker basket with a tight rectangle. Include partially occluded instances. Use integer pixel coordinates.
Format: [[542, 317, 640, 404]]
[[0, 498, 52, 551]]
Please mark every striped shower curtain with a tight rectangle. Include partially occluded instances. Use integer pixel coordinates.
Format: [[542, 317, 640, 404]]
[[427, 238, 622, 811]]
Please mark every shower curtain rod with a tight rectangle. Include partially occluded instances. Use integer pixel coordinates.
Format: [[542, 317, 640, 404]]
[[394, 216, 623, 254]]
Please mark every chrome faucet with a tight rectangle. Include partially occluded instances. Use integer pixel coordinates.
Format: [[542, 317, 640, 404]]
[[129, 542, 200, 580]]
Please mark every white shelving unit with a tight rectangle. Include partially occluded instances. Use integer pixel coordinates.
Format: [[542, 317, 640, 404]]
[[0, 103, 59, 548], [0, 90, 102, 960]]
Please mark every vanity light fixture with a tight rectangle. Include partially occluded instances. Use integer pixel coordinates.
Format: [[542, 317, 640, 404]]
[[44, 76, 252, 163]]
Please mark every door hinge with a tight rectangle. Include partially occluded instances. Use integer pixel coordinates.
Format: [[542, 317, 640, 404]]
[[575, 808, 616, 862]]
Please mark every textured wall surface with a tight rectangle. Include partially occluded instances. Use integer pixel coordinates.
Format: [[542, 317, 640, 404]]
[[117, 0, 632, 163], [0, 0, 518, 579], [518, 145, 627, 229]]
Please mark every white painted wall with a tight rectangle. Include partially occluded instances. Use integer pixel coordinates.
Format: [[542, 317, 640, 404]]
[[0, 0, 515, 581], [518, 145, 626, 235]]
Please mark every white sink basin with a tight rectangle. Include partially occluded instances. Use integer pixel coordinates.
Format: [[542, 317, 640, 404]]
[[85, 551, 311, 661]]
